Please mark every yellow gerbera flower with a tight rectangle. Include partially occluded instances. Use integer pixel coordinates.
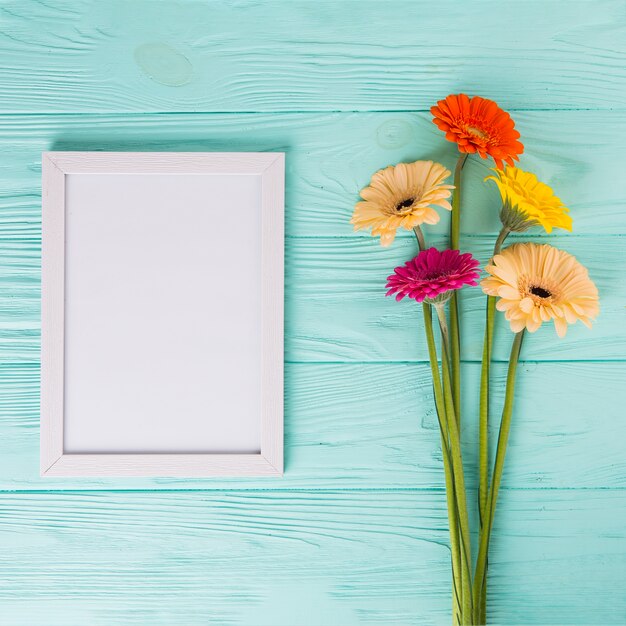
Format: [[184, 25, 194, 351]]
[[485, 166, 572, 233], [481, 242, 599, 337], [351, 160, 454, 246]]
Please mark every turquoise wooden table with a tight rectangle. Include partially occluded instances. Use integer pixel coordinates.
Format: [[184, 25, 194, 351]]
[[1, 1, 625, 624]]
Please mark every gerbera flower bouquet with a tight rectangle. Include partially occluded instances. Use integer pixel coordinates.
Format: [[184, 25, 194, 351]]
[[351, 94, 599, 625]]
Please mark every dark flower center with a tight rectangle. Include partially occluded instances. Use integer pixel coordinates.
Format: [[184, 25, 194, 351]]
[[395, 198, 414, 212], [530, 285, 551, 298], [424, 271, 446, 281]]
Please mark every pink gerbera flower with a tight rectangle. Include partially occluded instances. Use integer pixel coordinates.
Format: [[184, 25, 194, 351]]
[[386, 248, 481, 304]]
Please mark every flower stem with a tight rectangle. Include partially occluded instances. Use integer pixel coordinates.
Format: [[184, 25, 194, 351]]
[[477, 226, 510, 625], [417, 225, 462, 623], [423, 304, 463, 625], [477, 296, 495, 626], [449, 153, 468, 425], [436, 303, 451, 353], [479, 227, 510, 511], [451, 153, 468, 251], [435, 303, 473, 623], [473, 330, 525, 622], [413, 225, 426, 252], [493, 226, 509, 257], [478, 296, 496, 520]]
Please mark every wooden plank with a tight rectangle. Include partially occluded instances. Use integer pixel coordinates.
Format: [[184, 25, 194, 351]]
[[0, 112, 622, 361], [286, 235, 625, 363], [2, 233, 622, 364], [0, 111, 624, 237], [1, 1, 625, 112], [0, 489, 623, 625], [1, 361, 624, 491]]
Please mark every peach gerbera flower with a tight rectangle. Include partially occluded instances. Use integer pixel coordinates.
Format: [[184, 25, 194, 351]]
[[431, 94, 523, 169], [351, 160, 454, 246], [481, 243, 599, 337], [486, 166, 572, 233]]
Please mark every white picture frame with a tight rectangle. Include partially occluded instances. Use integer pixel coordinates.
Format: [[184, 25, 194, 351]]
[[41, 152, 284, 477]]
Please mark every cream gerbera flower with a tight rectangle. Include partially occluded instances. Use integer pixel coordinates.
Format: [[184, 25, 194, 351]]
[[351, 161, 454, 246], [481, 242, 599, 337], [486, 166, 572, 233]]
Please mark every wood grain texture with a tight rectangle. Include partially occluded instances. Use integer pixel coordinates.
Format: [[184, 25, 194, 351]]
[[1, 113, 623, 362], [0, 111, 624, 237], [285, 236, 625, 363], [0, 2, 625, 623], [1, 361, 624, 490], [3, 230, 623, 364], [0, 490, 624, 626], [1, 1, 625, 112]]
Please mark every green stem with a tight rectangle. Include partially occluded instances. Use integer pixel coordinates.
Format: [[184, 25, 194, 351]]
[[413, 225, 426, 252], [449, 295, 461, 425], [478, 296, 496, 520], [416, 228, 461, 622], [451, 153, 468, 251], [477, 295, 495, 626], [449, 153, 468, 426], [435, 304, 473, 624], [477, 227, 510, 625], [423, 304, 463, 625], [473, 330, 525, 622], [492, 227, 509, 257]]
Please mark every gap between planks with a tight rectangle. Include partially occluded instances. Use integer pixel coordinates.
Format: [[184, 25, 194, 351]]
[[1, 487, 626, 495], [2, 108, 623, 116]]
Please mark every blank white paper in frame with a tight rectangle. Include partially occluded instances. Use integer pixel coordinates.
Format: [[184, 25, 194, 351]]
[[41, 152, 284, 477]]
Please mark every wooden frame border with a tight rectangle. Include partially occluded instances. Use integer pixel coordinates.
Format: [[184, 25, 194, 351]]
[[41, 152, 284, 477]]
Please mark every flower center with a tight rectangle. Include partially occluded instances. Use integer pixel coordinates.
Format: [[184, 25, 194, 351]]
[[466, 125, 489, 140], [395, 198, 414, 213], [424, 271, 447, 281], [530, 285, 552, 299]]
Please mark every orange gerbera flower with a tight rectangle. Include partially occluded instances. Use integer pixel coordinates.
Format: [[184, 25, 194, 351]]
[[431, 94, 523, 169]]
